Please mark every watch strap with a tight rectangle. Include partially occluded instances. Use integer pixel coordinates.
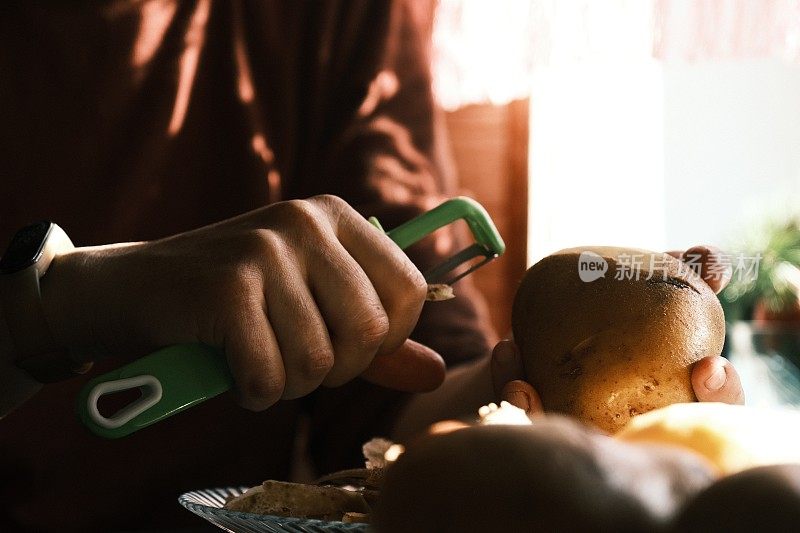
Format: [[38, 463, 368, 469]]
[[2, 267, 58, 356], [0, 223, 90, 383]]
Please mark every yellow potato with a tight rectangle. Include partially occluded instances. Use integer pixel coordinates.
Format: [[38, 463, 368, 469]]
[[512, 247, 725, 433], [616, 402, 800, 475]]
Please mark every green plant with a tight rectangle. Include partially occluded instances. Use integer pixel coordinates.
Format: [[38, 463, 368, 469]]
[[719, 219, 800, 322]]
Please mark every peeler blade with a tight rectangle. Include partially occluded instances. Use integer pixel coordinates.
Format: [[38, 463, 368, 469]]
[[423, 243, 499, 285], [379, 196, 505, 285]]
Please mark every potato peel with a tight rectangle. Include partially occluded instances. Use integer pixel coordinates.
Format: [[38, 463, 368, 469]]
[[426, 283, 455, 301]]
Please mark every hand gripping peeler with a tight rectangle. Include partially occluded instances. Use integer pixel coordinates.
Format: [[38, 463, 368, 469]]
[[77, 197, 505, 438]]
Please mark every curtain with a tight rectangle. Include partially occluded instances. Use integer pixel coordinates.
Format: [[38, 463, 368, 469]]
[[433, 0, 800, 110]]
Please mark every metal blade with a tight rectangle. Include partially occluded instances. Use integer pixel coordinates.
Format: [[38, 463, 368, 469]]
[[422, 243, 498, 285]]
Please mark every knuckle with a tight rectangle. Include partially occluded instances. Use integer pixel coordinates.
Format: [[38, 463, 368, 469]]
[[402, 263, 427, 299], [351, 309, 390, 351], [275, 199, 319, 226], [309, 195, 356, 228], [311, 194, 347, 211], [241, 228, 283, 260], [273, 200, 330, 244], [219, 262, 262, 304], [391, 265, 427, 314], [299, 346, 335, 381], [238, 374, 284, 411]]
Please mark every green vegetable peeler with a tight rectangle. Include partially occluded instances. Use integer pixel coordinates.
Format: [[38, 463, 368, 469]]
[[77, 197, 505, 438]]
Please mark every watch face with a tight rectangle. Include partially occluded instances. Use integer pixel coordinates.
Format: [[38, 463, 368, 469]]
[[0, 221, 53, 274]]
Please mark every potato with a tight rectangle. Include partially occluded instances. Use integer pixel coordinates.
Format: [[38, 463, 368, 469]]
[[672, 465, 800, 532], [373, 417, 715, 533], [616, 402, 800, 476], [512, 247, 725, 433]]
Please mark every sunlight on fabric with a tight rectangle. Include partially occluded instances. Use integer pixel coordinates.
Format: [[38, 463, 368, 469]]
[[132, 0, 178, 70]]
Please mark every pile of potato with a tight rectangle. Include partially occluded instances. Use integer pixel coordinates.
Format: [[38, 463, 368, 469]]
[[375, 247, 800, 532], [374, 406, 800, 532]]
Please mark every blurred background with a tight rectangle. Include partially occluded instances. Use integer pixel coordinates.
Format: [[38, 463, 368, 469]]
[[433, 0, 800, 405]]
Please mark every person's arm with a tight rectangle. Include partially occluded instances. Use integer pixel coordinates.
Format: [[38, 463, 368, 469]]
[[0, 197, 448, 416]]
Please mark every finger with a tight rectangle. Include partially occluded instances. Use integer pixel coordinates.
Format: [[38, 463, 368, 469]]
[[691, 356, 745, 405], [224, 304, 286, 411], [667, 246, 732, 294], [315, 195, 426, 356], [427, 420, 471, 435], [501, 379, 544, 416], [265, 263, 336, 399], [360, 339, 446, 392], [490, 339, 526, 398], [685, 245, 732, 294], [307, 237, 391, 387]]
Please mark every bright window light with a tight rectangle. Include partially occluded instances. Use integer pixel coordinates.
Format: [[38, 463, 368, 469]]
[[527, 61, 665, 264]]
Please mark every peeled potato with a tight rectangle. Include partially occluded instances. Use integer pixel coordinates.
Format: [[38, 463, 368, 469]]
[[616, 402, 800, 476], [512, 247, 725, 434]]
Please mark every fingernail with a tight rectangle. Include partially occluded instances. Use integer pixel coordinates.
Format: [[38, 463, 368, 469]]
[[704, 363, 726, 391], [494, 341, 512, 365], [505, 389, 531, 412]]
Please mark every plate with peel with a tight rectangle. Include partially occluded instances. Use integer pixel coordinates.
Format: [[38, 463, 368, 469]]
[[179, 486, 369, 533]]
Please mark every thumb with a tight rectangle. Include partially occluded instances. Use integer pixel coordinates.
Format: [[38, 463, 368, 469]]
[[360, 339, 446, 392], [501, 379, 544, 417], [691, 356, 745, 405], [490, 339, 526, 398]]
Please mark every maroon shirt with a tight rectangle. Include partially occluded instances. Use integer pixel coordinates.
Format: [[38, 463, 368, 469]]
[[0, 1, 495, 531]]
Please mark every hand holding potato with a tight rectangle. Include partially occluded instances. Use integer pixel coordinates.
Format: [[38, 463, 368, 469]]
[[491, 245, 744, 426]]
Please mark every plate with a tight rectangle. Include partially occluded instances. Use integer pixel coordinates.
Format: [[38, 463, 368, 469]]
[[179, 487, 370, 533]]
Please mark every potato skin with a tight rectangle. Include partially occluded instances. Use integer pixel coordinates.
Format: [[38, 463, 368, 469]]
[[374, 418, 714, 533], [512, 247, 725, 434]]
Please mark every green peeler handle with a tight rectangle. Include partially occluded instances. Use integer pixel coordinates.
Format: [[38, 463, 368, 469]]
[[77, 196, 504, 438], [77, 344, 233, 438]]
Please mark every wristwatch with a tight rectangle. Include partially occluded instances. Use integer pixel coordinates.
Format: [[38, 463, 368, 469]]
[[0, 221, 91, 382]]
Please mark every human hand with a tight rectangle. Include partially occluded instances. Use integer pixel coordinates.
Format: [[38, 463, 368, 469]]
[[664, 245, 732, 294], [40, 195, 445, 410], [491, 341, 744, 416], [490, 245, 744, 415]]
